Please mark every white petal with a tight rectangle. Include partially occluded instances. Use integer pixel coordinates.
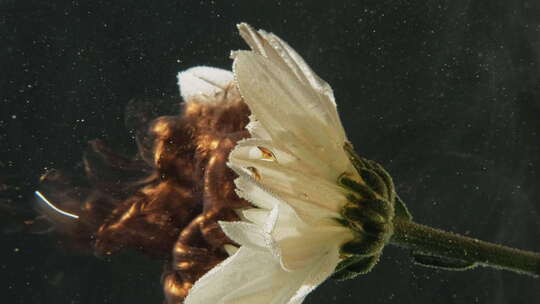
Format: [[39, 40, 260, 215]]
[[235, 24, 346, 155], [277, 226, 351, 270], [241, 208, 271, 228], [177, 66, 233, 100], [230, 168, 305, 227], [185, 246, 341, 304], [187, 24, 357, 304], [219, 221, 274, 250], [223, 244, 239, 256], [246, 115, 271, 140], [185, 247, 282, 304], [186, 247, 302, 304], [288, 244, 342, 304], [237, 23, 338, 109], [232, 138, 299, 168], [233, 51, 353, 180], [229, 167, 351, 270], [230, 169, 281, 210], [229, 140, 348, 217]]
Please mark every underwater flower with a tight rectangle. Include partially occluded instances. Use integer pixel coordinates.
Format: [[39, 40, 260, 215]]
[[36, 22, 540, 304], [38, 22, 396, 304], [184, 23, 395, 304]]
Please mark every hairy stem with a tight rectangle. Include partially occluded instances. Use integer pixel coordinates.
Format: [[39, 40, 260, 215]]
[[390, 217, 540, 277]]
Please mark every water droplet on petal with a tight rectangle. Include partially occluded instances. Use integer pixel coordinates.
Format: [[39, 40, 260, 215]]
[[246, 166, 262, 181], [257, 146, 276, 161]]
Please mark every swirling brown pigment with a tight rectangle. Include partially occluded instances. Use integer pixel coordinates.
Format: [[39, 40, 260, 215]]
[[39, 82, 251, 303]]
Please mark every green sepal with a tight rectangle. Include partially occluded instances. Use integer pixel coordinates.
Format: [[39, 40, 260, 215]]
[[339, 175, 377, 199], [341, 235, 386, 256], [364, 160, 396, 203], [343, 194, 394, 223], [332, 269, 361, 281], [333, 217, 350, 227], [358, 168, 389, 199], [343, 142, 397, 204], [412, 251, 477, 271], [394, 195, 413, 220], [344, 141, 369, 171], [343, 203, 386, 226], [332, 254, 380, 281]]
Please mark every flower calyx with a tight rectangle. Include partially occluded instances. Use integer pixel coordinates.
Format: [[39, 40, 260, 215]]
[[333, 142, 404, 280]]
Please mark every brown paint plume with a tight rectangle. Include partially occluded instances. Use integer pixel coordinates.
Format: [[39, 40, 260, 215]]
[[39, 82, 251, 303]]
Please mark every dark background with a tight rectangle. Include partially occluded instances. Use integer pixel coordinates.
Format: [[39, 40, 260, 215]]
[[1, 0, 540, 303]]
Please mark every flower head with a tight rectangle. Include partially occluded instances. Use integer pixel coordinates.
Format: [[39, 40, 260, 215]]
[[184, 23, 396, 304]]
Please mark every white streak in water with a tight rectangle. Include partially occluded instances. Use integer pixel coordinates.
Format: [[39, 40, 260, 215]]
[[34, 190, 79, 219]]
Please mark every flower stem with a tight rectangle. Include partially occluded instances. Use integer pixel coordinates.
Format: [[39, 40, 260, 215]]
[[390, 217, 540, 277]]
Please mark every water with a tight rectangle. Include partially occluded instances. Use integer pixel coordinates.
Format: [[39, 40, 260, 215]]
[[2, 1, 540, 303]]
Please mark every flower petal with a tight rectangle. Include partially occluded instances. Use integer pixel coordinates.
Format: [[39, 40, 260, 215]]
[[219, 221, 275, 250], [241, 208, 271, 229], [230, 168, 308, 226], [232, 51, 353, 180], [229, 139, 349, 217], [177, 66, 234, 100], [229, 165, 352, 271], [185, 245, 341, 304], [277, 226, 350, 270], [186, 23, 359, 304], [288, 244, 342, 304], [185, 247, 282, 304], [245, 115, 271, 140], [237, 23, 340, 115]]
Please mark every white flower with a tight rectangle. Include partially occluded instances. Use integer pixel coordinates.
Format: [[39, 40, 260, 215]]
[[183, 23, 369, 304], [177, 66, 235, 101]]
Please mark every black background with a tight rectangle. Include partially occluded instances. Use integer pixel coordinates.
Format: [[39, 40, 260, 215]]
[[2, 0, 540, 303]]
